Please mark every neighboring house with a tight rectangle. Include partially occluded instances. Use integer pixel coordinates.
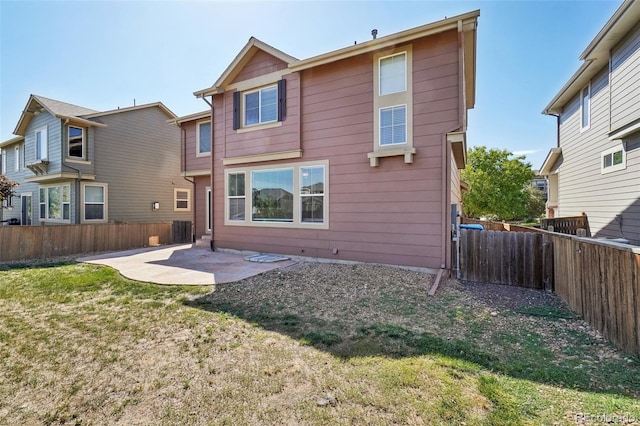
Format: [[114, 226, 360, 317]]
[[180, 10, 479, 270], [0, 95, 192, 226], [541, 0, 640, 245], [531, 174, 548, 201]]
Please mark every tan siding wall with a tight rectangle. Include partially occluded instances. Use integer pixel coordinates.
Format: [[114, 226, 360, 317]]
[[611, 21, 640, 132], [210, 29, 460, 269], [557, 65, 640, 245], [93, 107, 192, 223], [232, 50, 288, 83]]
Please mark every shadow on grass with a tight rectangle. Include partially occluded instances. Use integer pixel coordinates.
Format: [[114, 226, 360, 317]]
[[184, 266, 640, 399], [0, 260, 76, 271]]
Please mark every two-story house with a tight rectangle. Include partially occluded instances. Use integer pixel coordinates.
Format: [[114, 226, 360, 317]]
[[179, 10, 479, 270], [541, 0, 640, 245], [0, 94, 193, 226]]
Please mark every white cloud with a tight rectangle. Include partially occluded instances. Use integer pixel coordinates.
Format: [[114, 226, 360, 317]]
[[512, 149, 541, 156]]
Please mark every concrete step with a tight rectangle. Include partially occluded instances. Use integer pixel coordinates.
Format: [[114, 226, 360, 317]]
[[195, 235, 212, 248]]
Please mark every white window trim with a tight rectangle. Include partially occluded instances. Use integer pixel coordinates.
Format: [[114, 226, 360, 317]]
[[67, 125, 86, 160], [15, 145, 20, 171], [379, 104, 408, 146], [35, 126, 48, 161], [601, 144, 626, 174], [371, 45, 414, 165], [196, 121, 211, 157], [580, 83, 591, 132], [1, 148, 5, 173], [81, 182, 108, 223], [39, 183, 71, 223], [174, 188, 192, 212], [242, 84, 278, 128], [224, 160, 329, 230], [379, 51, 407, 96], [226, 172, 246, 223]]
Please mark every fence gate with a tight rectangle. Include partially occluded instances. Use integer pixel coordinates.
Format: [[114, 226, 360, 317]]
[[459, 229, 551, 289]]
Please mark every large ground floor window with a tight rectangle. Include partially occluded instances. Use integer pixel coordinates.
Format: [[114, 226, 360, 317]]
[[225, 160, 328, 229], [39, 184, 70, 222]]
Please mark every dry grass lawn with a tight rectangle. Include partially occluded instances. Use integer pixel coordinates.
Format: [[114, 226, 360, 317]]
[[0, 260, 638, 425]]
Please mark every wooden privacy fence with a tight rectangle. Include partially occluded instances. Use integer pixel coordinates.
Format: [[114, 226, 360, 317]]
[[459, 229, 551, 289], [551, 233, 639, 358], [461, 218, 539, 233], [172, 220, 193, 244], [541, 214, 591, 236], [459, 226, 640, 357], [0, 222, 180, 262]]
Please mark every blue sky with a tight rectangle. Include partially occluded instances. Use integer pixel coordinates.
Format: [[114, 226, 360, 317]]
[[0, 0, 622, 169]]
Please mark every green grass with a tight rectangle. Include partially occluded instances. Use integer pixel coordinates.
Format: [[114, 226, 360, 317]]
[[0, 261, 639, 425]]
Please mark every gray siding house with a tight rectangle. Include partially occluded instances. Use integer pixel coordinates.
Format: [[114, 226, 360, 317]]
[[541, 0, 640, 245], [0, 95, 192, 226]]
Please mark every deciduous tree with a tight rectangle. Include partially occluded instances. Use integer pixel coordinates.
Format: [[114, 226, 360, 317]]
[[461, 146, 535, 220]]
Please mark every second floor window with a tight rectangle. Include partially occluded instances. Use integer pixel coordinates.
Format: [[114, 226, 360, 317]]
[[35, 127, 48, 161], [244, 85, 277, 126], [68, 126, 85, 159], [380, 105, 407, 146], [601, 146, 626, 174], [379, 52, 406, 95], [197, 121, 211, 156], [580, 84, 590, 130], [14, 145, 21, 171]]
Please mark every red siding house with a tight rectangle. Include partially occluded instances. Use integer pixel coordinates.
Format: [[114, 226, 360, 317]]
[[177, 10, 479, 270]]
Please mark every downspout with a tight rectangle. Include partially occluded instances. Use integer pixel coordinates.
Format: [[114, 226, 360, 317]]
[[180, 125, 195, 242], [200, 94, 215, 250], [441, 20, 467, 273]]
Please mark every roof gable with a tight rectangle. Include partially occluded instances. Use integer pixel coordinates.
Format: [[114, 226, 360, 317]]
[[14, 94, 100, 136], [230, 49, 289, 85], [543, 0, 640, 114], [194, 37, 298, 97]]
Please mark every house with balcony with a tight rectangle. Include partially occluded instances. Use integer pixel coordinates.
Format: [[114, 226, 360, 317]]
[[180, 10, 479, 270], [0, 95, 192, 227], [541, 0, 640, 245]]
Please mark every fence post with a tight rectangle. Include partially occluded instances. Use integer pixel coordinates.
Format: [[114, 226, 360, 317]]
[[542, 233, 554, 291]]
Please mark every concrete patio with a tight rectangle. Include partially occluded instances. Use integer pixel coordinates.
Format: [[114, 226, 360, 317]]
[[77, 244, 295, 285]]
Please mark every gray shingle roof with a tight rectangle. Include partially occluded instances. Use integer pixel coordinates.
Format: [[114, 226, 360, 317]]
[[32, 94, 98, 117]]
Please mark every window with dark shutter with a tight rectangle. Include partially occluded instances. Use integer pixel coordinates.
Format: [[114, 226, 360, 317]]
[[277, 78, 286, 121], [233, 91, 241, 130]]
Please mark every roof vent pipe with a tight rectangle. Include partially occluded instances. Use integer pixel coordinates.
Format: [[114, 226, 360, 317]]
[[371, 29, 378, 40]]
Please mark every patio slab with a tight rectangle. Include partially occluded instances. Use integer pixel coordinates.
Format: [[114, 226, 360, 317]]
[[77, 244, 295, 285]]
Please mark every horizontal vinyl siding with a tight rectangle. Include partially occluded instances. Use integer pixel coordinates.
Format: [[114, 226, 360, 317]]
[[557, 64, 640, 245], [25, 112, 62, 174], [194, 175, 210, 239], [212, 30, 459, 269], [93, 107, 191, 223], [222, 72, 300, 158], [0, 142, 39, 224], [232, 50, 288, 83], [611, 21, 640, 132], [183, 120, 212, 172]]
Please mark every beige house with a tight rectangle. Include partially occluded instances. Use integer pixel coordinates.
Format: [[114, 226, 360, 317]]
[[541, 0, 640, 245], [0, 95, 192, 226]]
